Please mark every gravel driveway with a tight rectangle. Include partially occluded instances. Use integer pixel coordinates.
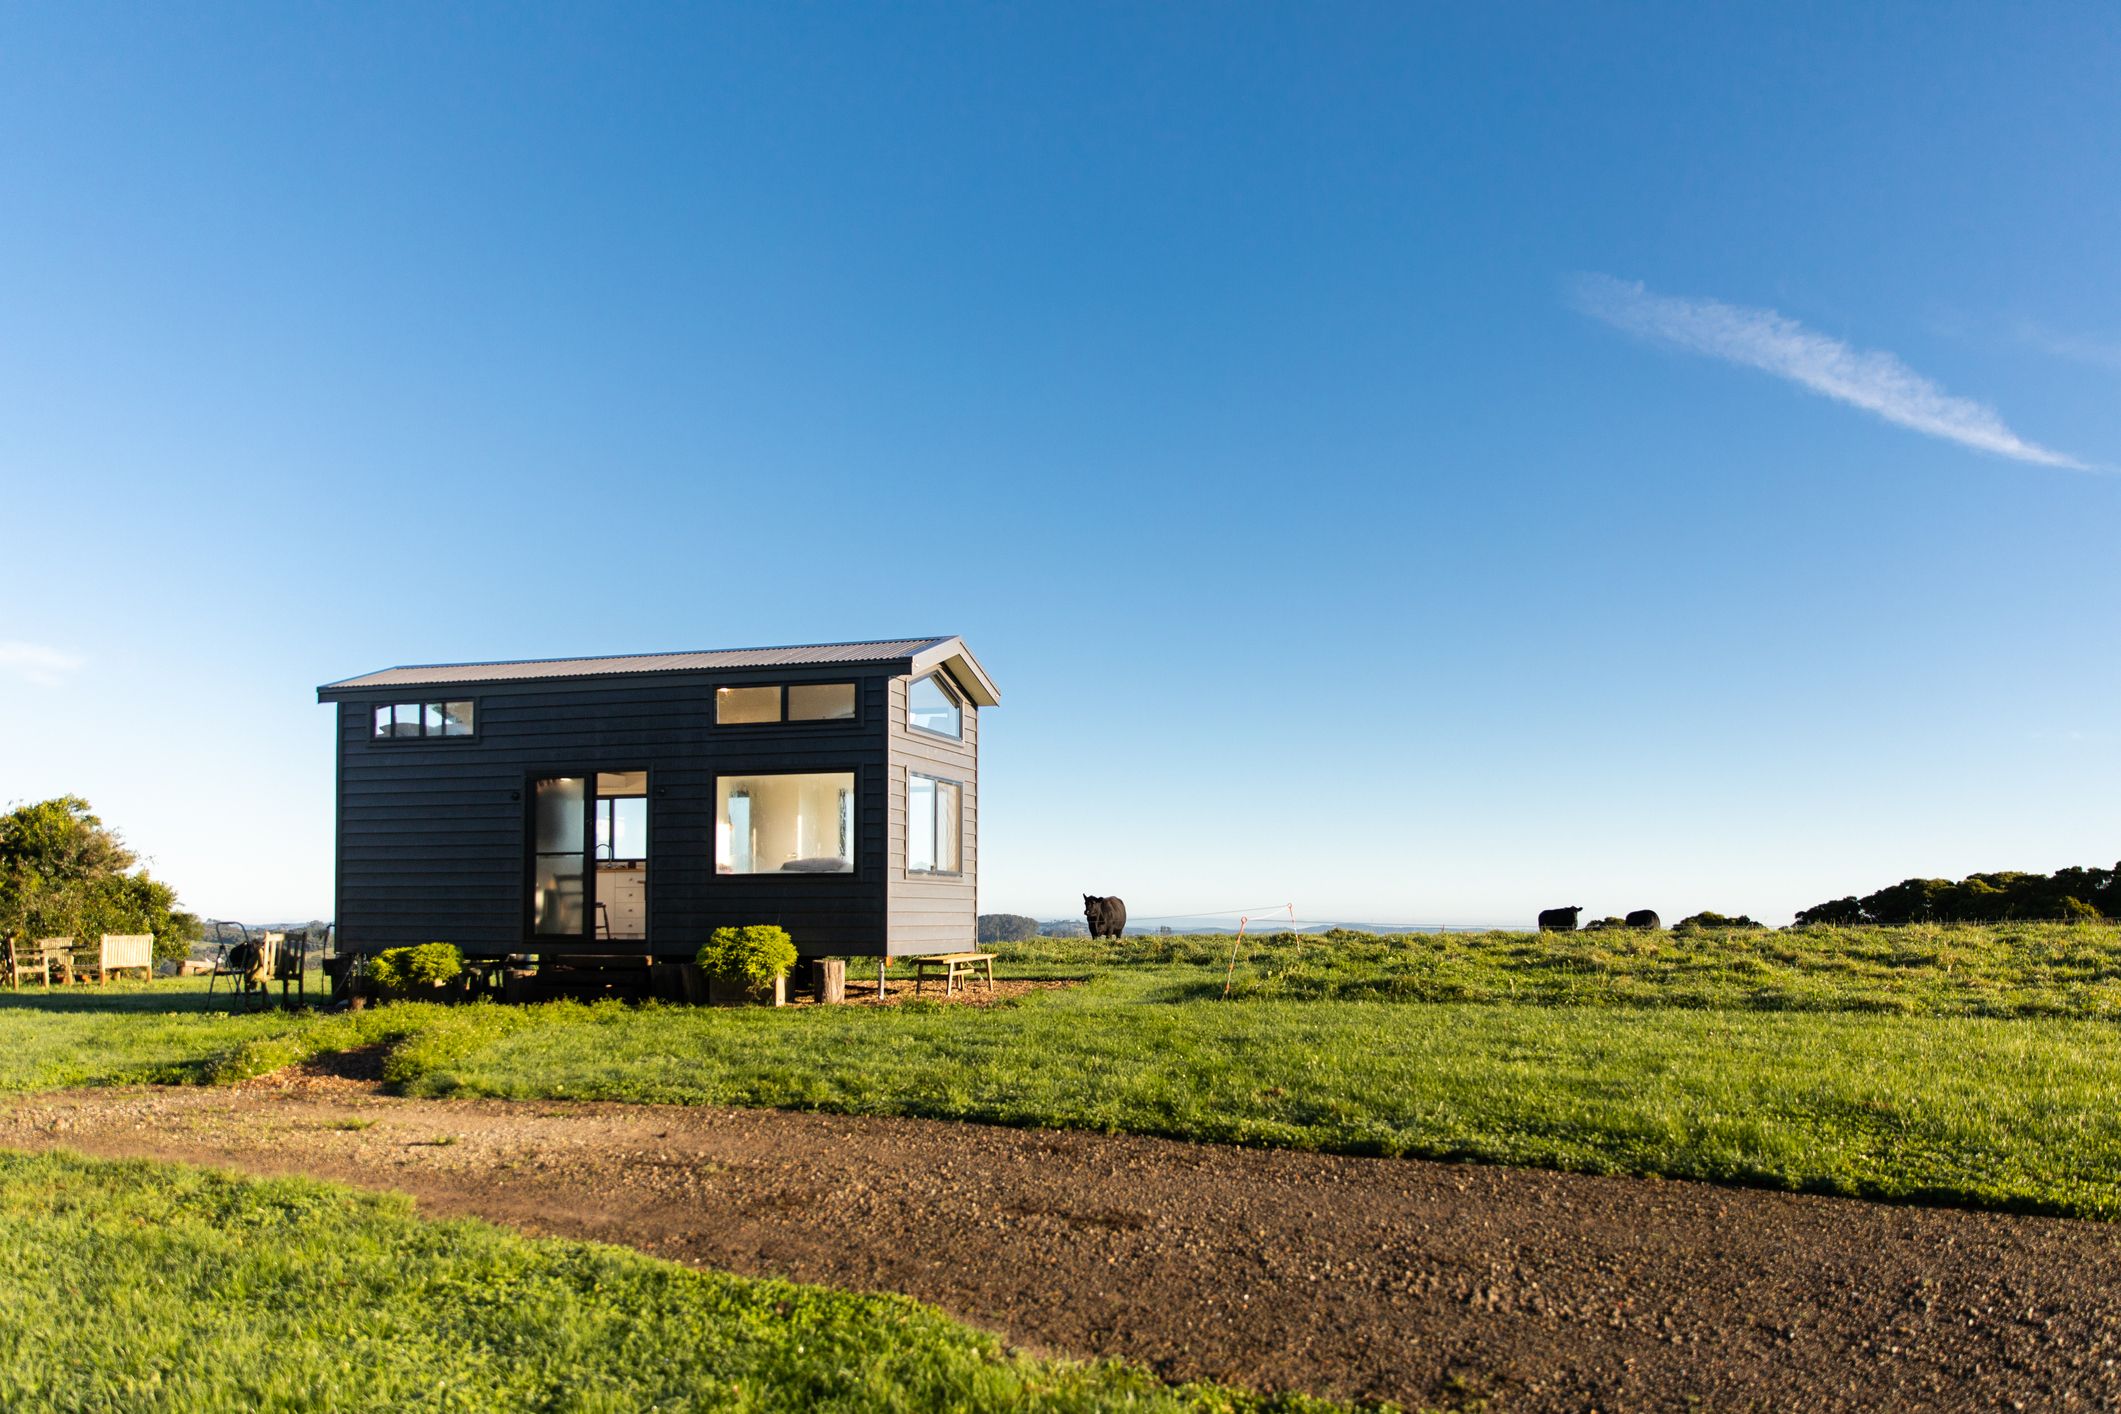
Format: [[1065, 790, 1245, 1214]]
[[3, 1061, 2117, 1411]]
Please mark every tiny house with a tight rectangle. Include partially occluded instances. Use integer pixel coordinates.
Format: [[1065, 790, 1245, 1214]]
[[315, 637, 997, 961]]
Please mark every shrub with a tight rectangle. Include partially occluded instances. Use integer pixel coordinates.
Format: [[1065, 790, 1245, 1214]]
[[2061, 896, 2103, 923], [365, 943, 464, 995], [697, 926, 797, 991], [1673, 911, 1765, 932]]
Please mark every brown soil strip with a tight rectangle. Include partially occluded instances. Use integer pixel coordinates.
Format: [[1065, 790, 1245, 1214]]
[[809, 975, 1078, 1007], [2, 1078, 2117, 1412]]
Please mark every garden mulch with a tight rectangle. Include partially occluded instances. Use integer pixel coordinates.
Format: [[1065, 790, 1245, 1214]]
[[3, 1070, 2118, 1412]]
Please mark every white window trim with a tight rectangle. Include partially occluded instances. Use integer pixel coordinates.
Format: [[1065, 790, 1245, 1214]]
[[907, 672, 964, 740], [906, 769, 963, 877]]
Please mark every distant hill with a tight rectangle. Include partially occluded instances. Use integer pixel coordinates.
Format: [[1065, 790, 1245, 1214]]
[[191, 920, 334, 959]]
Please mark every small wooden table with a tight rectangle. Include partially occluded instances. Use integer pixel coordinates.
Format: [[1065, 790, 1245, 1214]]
[[911, 951, 995, 997]]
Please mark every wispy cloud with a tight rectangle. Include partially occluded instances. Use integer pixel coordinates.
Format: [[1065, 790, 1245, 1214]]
[[1572, 274, 2092, 471], [2014, 319, 2121, 373], [0, 641, 85, 688]]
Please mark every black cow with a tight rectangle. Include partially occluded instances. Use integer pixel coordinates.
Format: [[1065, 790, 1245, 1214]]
[[1625, 909, 1662, 930], [1536, 905, 1582, 933], [1083, 894, 1128, 940]]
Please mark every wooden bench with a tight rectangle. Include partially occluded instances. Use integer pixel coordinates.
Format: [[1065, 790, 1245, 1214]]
[[81, 933, 154, 984], [34, 937, 75, 986], [911, 951, 994, 998], [5, 937, 53, 989]]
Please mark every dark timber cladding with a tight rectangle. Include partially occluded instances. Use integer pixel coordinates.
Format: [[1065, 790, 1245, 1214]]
[[316, 637, 999, 961]]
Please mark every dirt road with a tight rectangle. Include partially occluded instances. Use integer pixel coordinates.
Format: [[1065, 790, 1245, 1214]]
[[3, 1063, 2116, 1411]]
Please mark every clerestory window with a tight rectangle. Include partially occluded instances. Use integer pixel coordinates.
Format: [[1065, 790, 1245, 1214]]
[[372, 700, 475, 740]]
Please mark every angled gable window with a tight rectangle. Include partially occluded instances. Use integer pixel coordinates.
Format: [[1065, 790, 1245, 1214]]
[[908, 673, 962, 739]]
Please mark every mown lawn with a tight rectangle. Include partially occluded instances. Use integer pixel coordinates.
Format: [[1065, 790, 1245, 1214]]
[[6, 925, 2121, 1220], [0, 1150, 1346, 1413], [406, 980, 2121, 1219], [999, 921, 2121, 1018]]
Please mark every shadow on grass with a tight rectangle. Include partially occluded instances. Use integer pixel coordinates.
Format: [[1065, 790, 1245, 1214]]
[[1161, 973, 2103, 1021], [0, 985, 306, 1018]]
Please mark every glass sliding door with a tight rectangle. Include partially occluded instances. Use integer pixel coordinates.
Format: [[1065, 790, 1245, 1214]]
[[531, 777, 587, 937], [531, 772, 650, 944], [592, 770, 648, 941]]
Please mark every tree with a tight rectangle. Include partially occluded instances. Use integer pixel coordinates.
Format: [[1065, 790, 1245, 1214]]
[[0, 797, 200, 964], [977, 913, 1039, 944], [1858, 878, 1953, 926], [1795, 863, 2116, 926], [1793, 896, 1863, 927]]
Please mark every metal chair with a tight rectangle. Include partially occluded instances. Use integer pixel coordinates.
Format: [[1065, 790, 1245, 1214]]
[[206, 921, 252, 1001], [207, 924, 275, 1013], [227, 932, 282, 1012]]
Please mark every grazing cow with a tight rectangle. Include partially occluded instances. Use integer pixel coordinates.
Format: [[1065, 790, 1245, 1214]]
[[1625, 909, 1662, 930], [1083, 894, 1128, 940], [1536, 905, 1582, 933]]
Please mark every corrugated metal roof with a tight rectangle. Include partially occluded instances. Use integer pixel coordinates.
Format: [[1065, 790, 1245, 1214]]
[[321, 637, 957, 693]]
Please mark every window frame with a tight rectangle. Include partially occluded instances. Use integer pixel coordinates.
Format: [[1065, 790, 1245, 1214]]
[[907, 672, 964, 741], [713, 682, 785, 727], [593, 794, 650, 864], [713, 681, 861, 728], [787, 680, 860, 723], [906, 769, 964, 878], [710, 767, 862, 880], [370, 699, 478, 743]]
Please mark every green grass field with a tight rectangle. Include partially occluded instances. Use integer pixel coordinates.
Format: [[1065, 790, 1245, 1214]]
[[0, 1149, 1347, 1413], [5, 924, 2121, 1219], [999, 921, 2121, 1017]]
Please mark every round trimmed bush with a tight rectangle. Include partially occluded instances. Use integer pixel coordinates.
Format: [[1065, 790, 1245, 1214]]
[[697, 926, 797, 991]]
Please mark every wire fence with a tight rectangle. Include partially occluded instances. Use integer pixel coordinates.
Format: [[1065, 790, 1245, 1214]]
[[1108, 908, 1520, 935]]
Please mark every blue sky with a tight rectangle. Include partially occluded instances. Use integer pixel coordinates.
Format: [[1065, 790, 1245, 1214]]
[[1, 3, 2115, 926]]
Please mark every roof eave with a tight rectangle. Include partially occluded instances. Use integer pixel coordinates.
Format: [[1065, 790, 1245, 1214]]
[[315, 635, 999, 704], [318, 672, 396, 703], [910, 637, 1001, 707]]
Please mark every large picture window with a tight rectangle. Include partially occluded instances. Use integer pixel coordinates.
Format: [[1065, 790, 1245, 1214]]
[[907, 773, 961, 875], [908, 674, 962, 739], [716, 772, 856, 875]]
